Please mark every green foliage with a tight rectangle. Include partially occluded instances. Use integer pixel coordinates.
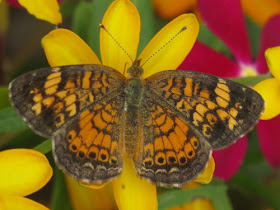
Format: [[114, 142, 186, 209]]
[[72, 0, 113, 59], [33, 139, 52, 155], [0, 87, 10, 109], [0, 107, 28, 133], [158, 180, 232, 210], [51, 167, 73, 210], [198, 23, 232, 58]]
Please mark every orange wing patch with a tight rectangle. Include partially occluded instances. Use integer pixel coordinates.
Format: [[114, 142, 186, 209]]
[[52, 93, 125, 183], [141, 103, 202, 168], [9, 65, 125, 139], [66, 99, 122, 165], [135, 95, 211, 187], [144, 70, 265, 154], [9, 64, 127, 184], [146, 72, 246, 144]]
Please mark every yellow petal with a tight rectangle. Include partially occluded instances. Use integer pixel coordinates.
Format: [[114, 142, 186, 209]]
[[153, 0, 197, 19], [194, 156, 215, 184], [1, 195, 49, 210], [18, 0, 62, 25], [80, 181, 107, 190], [241, 0, 280, 26], [0, 149, 53, 196], [0, 197, 5, 210], [171, 199, 214, 210], [65, 175, 117, 209], [100, 0, 140, 74], [112, 157, 157, 210], [254, 78, 280, 120], [265, 46, 280, 80], [42, 28, 101, 67], [139, 14, 199, 78]]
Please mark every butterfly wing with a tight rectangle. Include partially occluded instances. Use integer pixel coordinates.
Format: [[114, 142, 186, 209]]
[[145, 70, 264, 149], [133, 70, 264, 187], [134, 93, 211, 187], [9, 65, 125, 137], [54, 93, 125, 183], [9, 65, 126, 183]]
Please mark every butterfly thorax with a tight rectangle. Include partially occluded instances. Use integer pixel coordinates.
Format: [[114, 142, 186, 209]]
[[124, 60, 145, 158], [125, 59, 144, 106], [125, 78, 144, 105], [127, 59, 144, 78]]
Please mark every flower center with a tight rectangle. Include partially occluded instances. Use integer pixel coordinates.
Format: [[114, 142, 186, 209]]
[[240, 65, 258, 77]]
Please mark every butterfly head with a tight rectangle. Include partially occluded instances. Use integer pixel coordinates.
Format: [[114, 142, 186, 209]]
[[127, 59, 144, 78]]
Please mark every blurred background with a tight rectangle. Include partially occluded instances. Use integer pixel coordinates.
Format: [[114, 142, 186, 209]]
[[1, 0, 280, 209]]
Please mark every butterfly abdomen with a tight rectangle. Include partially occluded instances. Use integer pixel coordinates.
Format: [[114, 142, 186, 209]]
[[124, 77, 144, 158]]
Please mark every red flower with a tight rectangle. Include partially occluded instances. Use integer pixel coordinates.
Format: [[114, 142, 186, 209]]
[[180, 0, 280, 179]]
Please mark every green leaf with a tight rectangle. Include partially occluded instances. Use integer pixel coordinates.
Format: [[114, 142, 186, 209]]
[[245, 17, 261, 59], [88, 0, 113, 59], [132, 0, 158, 55], [230, 73, 271, 86], [51, 166, 73, 210], [0, 107, 28, 133], [60, 0, 78, 19], [33, 139, 52, 155], [1, 129, 46, 150], [198, 23, 232, 58], [230, 164, 280, 209], [0, 86, 10, 109], [72, 0, 113, 60], [244, 129, 266, 165], [158, 181, 232, 210], [72, 2, 94, 47], [89, 0, 113, 59]]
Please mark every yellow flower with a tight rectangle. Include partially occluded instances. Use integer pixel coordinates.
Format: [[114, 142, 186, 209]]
[[65, 176, 118, 209], [254, 46, 280, 120], [21, 0, 215, 208], [0, 149, 53, 210], [18, 0, 62, 25]]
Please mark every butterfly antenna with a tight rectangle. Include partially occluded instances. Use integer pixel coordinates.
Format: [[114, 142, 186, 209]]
[[140, 26, 187, 68], [99, 24, 134, 63]]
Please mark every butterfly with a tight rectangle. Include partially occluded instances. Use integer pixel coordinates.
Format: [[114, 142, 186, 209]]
[[9, 59, 264, 187]]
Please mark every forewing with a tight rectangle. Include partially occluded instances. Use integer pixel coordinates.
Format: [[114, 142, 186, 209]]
[[53, 93, 125, 183], [9, 65, 125, 137], [145, 70, 264, 149], [134, 93, 211, 187]]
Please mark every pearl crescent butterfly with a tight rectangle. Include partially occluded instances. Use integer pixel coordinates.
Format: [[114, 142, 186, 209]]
[[9, 59, 264, 187]]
